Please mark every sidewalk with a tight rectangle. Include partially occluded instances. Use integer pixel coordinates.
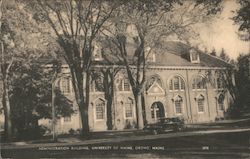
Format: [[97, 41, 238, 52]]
[[1, 127, 250, 150]]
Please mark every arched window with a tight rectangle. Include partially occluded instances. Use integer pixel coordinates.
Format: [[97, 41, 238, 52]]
[[124, 98, 133, 118], [95, 98, 105, 120], [216, 77, 225, 89], [169, 76, 185, 91], [196, 94, 205, 113], [218, 94, 225, 111], [90, 72, 104, 92], [60, 77, 71, 94], [192, 75, 206, 90], [173, 95, 183, 114], [94, 74, 104, 92], [116, 74, 131, 92], [146, 75, 163, 91]]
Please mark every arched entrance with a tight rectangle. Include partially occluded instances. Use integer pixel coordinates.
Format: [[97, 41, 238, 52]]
[[151, 102, 165, 122]]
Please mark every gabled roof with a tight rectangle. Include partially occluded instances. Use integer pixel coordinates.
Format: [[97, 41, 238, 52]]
[[47, 41, 233, 69], [151, 41, 233, 68]]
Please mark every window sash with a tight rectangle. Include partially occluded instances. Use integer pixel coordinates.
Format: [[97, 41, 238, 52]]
[[61, 78, 70, 93], [175, 100, 182, 114], [96, 102, 105, 120], [197, 99, 205, 112], [170, 77, 185, 91], [125, 103, 133, 118]]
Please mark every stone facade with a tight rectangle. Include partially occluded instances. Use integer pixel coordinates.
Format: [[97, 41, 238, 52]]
[[39, 42, 234, 134]]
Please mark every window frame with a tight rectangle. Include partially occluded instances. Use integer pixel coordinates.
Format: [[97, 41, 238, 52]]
[[60, 77, 71, 94], [124, 98, 134, 119], [173, 95, 183, 115], [192, 75, 207, 91], [217, 94, 225, 111], [169, 76, 185, 92], [190, 49, 200, 63], [94, 98, 106, 121], [116, 75, 131, 92], [196, 95, 205, 113]]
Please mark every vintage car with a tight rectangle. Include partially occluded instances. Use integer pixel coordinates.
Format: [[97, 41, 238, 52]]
[[143, 117, 185, 134]]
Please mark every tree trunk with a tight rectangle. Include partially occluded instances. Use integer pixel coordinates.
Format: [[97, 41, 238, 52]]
[[104, 70, 113, 130], [135, 93, 144, 129], [80, 71, 90, 137], [2, 77, 12, 141]]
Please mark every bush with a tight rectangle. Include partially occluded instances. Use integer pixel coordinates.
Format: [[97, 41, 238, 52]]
[[69, 128, 76, 135], [17, 125, 48, 140]]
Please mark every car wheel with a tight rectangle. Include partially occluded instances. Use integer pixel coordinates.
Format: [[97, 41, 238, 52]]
[[174, 126, 181, 132], [152, 130, 158, 135]]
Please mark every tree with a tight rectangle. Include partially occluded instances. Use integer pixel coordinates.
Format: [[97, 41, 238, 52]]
[[0, 0, 59, 141], [219, 48, 231, 62], [210, 48, 217, 56], [103, 0, 223, 129], [233, 0, 250, 41], [91, 66, 120, 130], [10, 58, 74, 139], [34, 0, 121, 137], [235, 53, 250, 113]]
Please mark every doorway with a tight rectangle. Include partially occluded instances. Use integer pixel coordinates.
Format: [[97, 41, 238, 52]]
[[151, 102, 165, 122]]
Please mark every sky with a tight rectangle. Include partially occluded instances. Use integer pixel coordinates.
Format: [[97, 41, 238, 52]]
[[198, 0, 249, 59]]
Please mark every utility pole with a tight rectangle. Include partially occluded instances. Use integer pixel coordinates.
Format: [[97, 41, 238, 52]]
[[51, 65, 58, 142]]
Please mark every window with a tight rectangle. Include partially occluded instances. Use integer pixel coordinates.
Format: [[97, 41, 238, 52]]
[[125, 98, 133, 118], [93, 44, 103, 61], [145, 47, 155, 62], [218, 94, 225, 111], [190, 49, 200, 63], [173, 95, 183, 114], [169, 76, 185, 91], [192, 76, 206, 90], [191, 52, 198, 61], [175, 100, 182, 114], [94, 74, 104, 92], [124, 78, 130, 91], [64, 116, 71, 122], [216, 78, 225, 89], [196, 95, 205, 113], [116, 75, 131, 92], [60, 78, 71, 93], [95, 99, 105, 120]]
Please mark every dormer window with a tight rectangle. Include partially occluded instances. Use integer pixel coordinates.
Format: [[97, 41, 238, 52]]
[[93, 44, 103, 61], [190, 49, 200, 63], [145, 47, 155, 62]]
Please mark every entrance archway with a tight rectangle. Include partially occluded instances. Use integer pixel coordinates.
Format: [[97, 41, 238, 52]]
[[151, 102, 165, 121]]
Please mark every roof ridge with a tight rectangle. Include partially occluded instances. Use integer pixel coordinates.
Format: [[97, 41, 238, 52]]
[[199, 50, 233, 67]]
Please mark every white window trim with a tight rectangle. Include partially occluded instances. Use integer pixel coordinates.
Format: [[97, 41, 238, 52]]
[[173, 95, 184, 115], [123, 99, 135, 120], [93, 98, 106, 122], [196, 95, 205, 114], [169, 76, 185, 92], [190, 50, 200, 63], [116, 76, 132, 92], [59, 77, 72, 94]]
